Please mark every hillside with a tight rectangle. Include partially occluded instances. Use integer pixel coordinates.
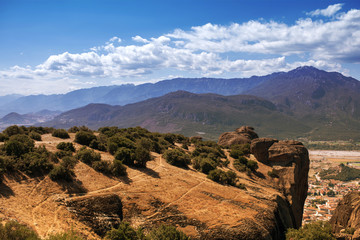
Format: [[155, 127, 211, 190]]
[[0, 126, 309, 239], [43, 91, 310, 140]]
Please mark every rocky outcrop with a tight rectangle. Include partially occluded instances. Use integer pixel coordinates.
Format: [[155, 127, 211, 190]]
[[330, 191, 360, 240], [65, 194, 123, 236], [218, 126, 258, 147], [251, 138, 310, 229]]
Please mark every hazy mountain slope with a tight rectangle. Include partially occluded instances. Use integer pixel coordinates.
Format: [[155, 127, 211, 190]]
[[43, 91, 310, 140], [100, 76, 272, 105], [1, 86, 119, 114], [0, 110, 61, 130], [0, 75, 271, 115], [248, 66, 360, 140]]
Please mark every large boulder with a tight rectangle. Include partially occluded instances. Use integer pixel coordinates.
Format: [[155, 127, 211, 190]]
[[251, 138, 309, 229], [218, 126, 258, 147], [250, 138, 278, 163], [330, 191, 360, 240]]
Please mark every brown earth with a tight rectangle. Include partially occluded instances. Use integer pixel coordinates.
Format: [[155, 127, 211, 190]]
[[0, 133, 308, 239]]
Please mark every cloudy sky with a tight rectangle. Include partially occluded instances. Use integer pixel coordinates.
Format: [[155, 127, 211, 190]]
[[0, 0, 360, 96]]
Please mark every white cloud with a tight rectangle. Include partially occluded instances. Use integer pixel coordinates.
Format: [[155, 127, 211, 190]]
[[0, 4, 359, 95], [109, 36, 122, 43], [132, 35, 150, 43], [308, 3, 343, 17]]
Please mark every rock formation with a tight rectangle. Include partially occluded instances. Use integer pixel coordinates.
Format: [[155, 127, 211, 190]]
[[251, 138, 310, 229], [330, 191, 360, 240], [218, 126, 259, 147]]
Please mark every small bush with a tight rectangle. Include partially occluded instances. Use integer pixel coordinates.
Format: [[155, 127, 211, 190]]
[[92, 161, 111, 174], [55, 150, 73, 159], [0, 133, 8, 142], [268, 169, 279, 178], [29, 131, 42, 141], [75, 131, 97, 146], [4, 134, 34, 157], [110, 160, 127, 177], [3, 125, 25, 137], [134, 146, 151, 168], [163, 148, 191, 168], [149, 225, 189, 240], [286, 221, 335, 240], [52, 129, 70, 139], [61, 156, 77, 169], [105, 222, 139, 240], [0, 220, 40, 240], [192, 157, 217, 174], [246, 160, 259, 172], [49, 165, 74, 181], [17, 152, 54, 175], [75, 147, 101, 165], [230, 144, 250, 155], [57, 142, 75, 152], [115, 147, 135, 166], [47, 230, 84, 240], [207, 169, 237, 185]]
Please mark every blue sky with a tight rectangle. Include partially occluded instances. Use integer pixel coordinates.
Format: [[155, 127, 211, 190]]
[[0, 0, 360, 95]]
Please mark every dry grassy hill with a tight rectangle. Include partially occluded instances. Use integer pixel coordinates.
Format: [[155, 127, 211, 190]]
[[0, 128, 309, 240]]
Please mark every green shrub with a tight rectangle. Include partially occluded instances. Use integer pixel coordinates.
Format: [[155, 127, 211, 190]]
[[163, 148, 191, 168], [115, 147, 135, 166], [107, 135, 136, 155], [163, 133, 176, 145], [105, 222, 140, 240], [134, 146, 151, 168], [60, 156, 77, 169], [75, 131, 97, 146], [29, 131, 42, 141], [89, 139, 106, 151], [0, 220, 40, 240], [149, 225, 189, 240], [57, 142, 75, 152], [55, 150, 73, 159], [192, 157, 217, 174], [207, 169, 237, 185], [68, 126, 80, 133], [3, 125, 25, 137], [268, 170, 279, 178], [110, 160, 127, 177], [92, 161, 111, 174], [230, 144, 250, 155], [47, 230, 84, 240], [0, 156, 16, 173], [49, 165, 74, 181], [27, 126, 50, 135], [286, 221, 335, 240], [0, 133, 8, 142], [233, 157, 258, 172], [246, 160, 259, 171], [17, 152, 53, 175], [52, 129, 70, 139], [4, 134, 34, 157], [75, 147, 101, 165]]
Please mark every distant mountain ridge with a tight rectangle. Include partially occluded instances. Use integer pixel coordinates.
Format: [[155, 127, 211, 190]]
[[41, 67, 360, 141], [0, 73, 280, 116]]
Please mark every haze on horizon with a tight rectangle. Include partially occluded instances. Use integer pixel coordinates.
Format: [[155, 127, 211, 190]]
[[0, 0, 360, 96]]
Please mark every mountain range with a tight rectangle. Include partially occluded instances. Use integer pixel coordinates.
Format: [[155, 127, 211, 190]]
[[2, 66, 360, 140]]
